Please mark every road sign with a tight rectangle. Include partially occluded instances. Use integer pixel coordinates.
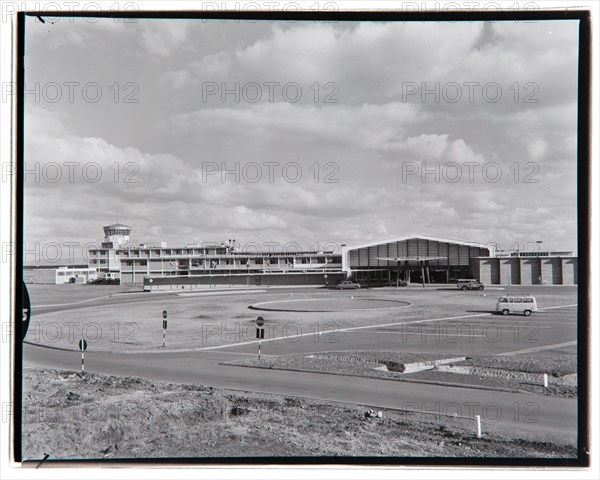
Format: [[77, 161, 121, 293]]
[[256, 316, 264, 327], [163, 319, 168, 330], [256, 327, 265, 339], [162, 310, 168, 319]]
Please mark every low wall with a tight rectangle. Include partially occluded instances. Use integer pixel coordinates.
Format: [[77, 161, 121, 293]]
[[143, 272, 347, 291]]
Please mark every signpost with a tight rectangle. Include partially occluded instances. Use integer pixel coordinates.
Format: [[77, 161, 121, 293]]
[[79, 338, 88, 374], [162, 310, 168, 347], [256, 316, 265, 360]]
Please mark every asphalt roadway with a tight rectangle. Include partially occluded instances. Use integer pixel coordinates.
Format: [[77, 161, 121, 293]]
[[23, 285, 579, 444]]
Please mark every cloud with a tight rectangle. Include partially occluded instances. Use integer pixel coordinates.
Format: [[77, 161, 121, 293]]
[[169, 101, 421, 152], [527, 137, 549, 161], [157, 21, 483, 103], [137, 21, 191, 57], [375, 220, 389, 237], [158, 69, 191, 89], [22, 19, 580, 254]]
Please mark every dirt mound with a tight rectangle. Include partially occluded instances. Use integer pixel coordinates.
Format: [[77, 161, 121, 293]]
[[23, 368, 577, 461]]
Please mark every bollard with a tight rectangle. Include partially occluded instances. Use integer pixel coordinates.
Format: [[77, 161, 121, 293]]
[[543, 373, 548, 388], [475, 415, 482, 438]]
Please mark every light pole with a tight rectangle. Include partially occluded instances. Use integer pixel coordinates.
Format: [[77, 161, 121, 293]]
[[169, 261, 175, 290], [536, 240, 543, 285]]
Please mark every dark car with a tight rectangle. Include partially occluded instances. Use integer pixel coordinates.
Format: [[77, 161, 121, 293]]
[[457, 279, 484, 291], [336, 280, 361, 289], [90, 278, 120, 285]]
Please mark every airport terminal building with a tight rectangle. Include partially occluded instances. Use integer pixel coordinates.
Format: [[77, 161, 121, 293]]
[[81, 223, 578, 289], [341, 235, 577, 286], [88, 224, 345, 288], [341, 235, 492, 285]]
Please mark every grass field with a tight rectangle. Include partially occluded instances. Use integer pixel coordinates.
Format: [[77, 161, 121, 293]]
[[224, 351, 577, 397]]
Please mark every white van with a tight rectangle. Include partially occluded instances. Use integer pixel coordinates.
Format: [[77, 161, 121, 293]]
[[496, 295, 538, 316]]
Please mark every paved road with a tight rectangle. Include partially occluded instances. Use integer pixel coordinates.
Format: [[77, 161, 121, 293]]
[[24, 343, 576, 442]]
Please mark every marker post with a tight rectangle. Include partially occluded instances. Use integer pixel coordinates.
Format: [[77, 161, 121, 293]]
[[256, 316, 265, 361], [79, 338, 88, 374], [162, 310, 168, 348]]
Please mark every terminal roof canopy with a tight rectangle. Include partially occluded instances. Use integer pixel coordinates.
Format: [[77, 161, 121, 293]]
[[345, 234, 492, 253]]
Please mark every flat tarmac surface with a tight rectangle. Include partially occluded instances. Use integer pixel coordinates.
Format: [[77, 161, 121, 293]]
[[23, 284, 580, 444]]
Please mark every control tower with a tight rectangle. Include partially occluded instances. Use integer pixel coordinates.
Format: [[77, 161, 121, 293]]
[[102, 223, 131, 248]]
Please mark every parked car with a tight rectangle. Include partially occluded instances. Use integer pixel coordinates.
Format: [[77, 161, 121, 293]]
[[386, 279, 408, 287], [336, 280, 361, 289], [496, 295, 538, 316], [457, 279, 484, 291]]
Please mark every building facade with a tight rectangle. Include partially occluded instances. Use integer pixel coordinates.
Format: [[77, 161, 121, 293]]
[[88, 224, 343, 287], [85, 224, 578, 288], [55, 266, 98, 284], [341, 235, 492, 284], [472, 253, 577, 285]]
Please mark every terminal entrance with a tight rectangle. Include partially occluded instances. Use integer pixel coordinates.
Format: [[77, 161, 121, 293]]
[[352, 266, 470, 285], [409, 268, 452, 284]]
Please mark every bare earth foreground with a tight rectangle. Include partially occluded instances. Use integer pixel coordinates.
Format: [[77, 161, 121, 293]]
[[23, 368, 576, 461]]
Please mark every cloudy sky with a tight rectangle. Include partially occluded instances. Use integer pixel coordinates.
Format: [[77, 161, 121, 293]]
[[23, 16, 580, 262]]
